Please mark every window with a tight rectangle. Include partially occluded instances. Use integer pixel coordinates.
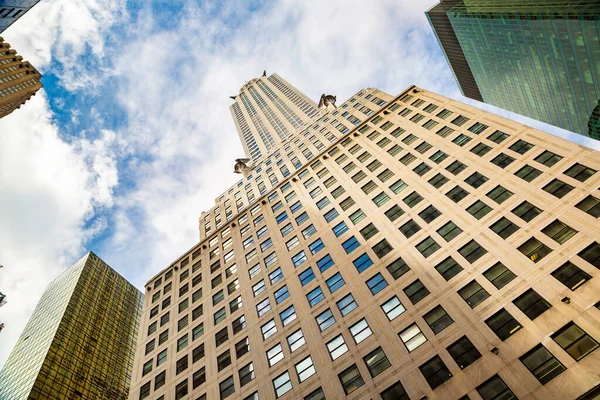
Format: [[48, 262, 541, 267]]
[[373, 192, 391, 207], [446, 185, 469, 203], [295, 356, 316, 383], [399, 323, 427, 352], [387, 257, 410, 279], [380, 381, 410, 400], [316, 197, 331, 210], [339, 364, 365, 395], [484, 262, 516, 289], [477, 375, 517, 400], [324, 273, 344, 293], [381, 296, 406, 320], [513, 289, 551, 320], [268, 267, 283, 285], [458, 280, 490, 308], [276, 212, 288, 224], [404, 279, 429, 304], [302, 224, 317, 239], [326, 334, 349, 360], [491, 152, 515, 168], [390, 179, 408, 195], [486, 309, 522, 341], [256, 298, 271, 317], [518, 238, 552, 263], [490, 217, 519, 239], [576, 195, 600, 218], [292, 251, 307, 267], [399, 219, 421, 238], [238, 362, 255, 386], [337, 293, 358, 316], [542, 219, 577, 244], [459, 240, 487, 263], [509, 139, 533, 154], [447, 336, 481, 370], [139, 382, 150, 400], [273, 371, 292, 398], [372, 239, 393, 258], [317, 254, 335, 272], [349, 208, 365, 224], [299, 268, 315, 286], [309, 238, 324, 254], [233, 336, 249, 359], [287, 328, 306, 352], [413, 162, 432, 176], [252, 280, 266, 297], [447, 160, 467, 175], [333, 221, 349, 236], [307, 287, 325, 307], [579, 242, 600, 268], [280, 223, 293, 237], [175, 380, 188, 400], [350, 318, 373, 344], [261, 319, 277, 340], [192, 323, 204, 340], [360, 223, 379, 240], [428, 173, 449, 189], [416, 236, 440, 257], [316, 309, 335, 331], [158, 330, 168, 345], [304, 388, 326, 400], [193, 367, 206, 389], [366, 273, 388, 295], [424, 305, 454, 334], [435, 257, 463, 281], [437, 221, 462, 242], [487, 185, 513, 204], [512, 201, 542, 222], [430, 150, 448, 164], [155, 370, 166, 390], [564, 163, 596, 182], [552, 322, 599, 361], [142, 360, 153, 377], [403, 191, 423, 207], [267, 343, 284, 367], [219, 376, 235, 399], [543, 179, 574, 198], [515, 165, 542, 182], [274, 285, 289, 304], [465, 171, 488, 188], [420, 355, 452, 389], [217, 350, 231, 371], [551, 261, 591, 290], [178, 315, 189, 331], [487, 130, 509, 144], [520, 344, 566, 384], [364, 347, 391, 377], [384, 205, 404, 222]]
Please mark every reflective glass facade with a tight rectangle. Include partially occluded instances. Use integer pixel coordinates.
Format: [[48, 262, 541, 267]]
[[0, 252, 143, 400], [427, 0, 600, 139], [0, 0, 40, 33]]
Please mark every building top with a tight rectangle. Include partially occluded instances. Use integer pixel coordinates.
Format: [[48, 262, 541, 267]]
[[0, 0, 40, 33]]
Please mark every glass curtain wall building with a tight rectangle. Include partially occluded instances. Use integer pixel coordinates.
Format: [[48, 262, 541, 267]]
[[0, 0, 40, 33], [0, 252, 143, 400], [426, 0, 600, 139], [130, 75, 600, 400]]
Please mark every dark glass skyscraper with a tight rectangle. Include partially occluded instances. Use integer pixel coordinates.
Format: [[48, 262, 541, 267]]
[[0, 252, 143, 400], [0, 0, 40, 33], [426, 0, 600, 139]]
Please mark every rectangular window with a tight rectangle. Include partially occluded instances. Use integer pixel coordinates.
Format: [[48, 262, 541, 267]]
[[381, 296, 406, 320], [485, 309, 522, 341], [339, 364, 365, 395], [428, 173, 448, 189], [327, 334, 349, 360], [274, 285, 290, 304], [535, 150, 563, 167], [459, 240, 487, 263], [576, 195, 600, 218], [215, 327, 228, 347], [267, 343, 284, 367], [543, 179, 574, 198], [252, 280, 265, 297], [487, 185, 513, 204], [292, 251, 307, 267], [219, 375, 235, 399], [435, 257, 463, 281], [552, 322, 599, 361], [295, 211, 309, 225], [513, 289, 551, 320], [437, 221, 462, 242], [295, 356, 316, 383], [280, 223, 293, 237], [317, 254, 335, 272], [404, 279, 429, 304], [551, 261, 591, 291], [483, 262, 516, 289], [309, 238, 325, 254], [400, 219, 421, 238], [326, 272, 345, 293], [423, 305, 454, 334], [490, 217, 520, 239], [458, 280, 490, 308], [385, 205, 404, 222], [399, 323, 427, 352], [287, 328, 306, 352], [387, 258, 410, 279], [301, 224, 317, 238], [515, 165, 542, 182], [256, 298, 271, 317], [520, 344, 566, 384], [512, 201, 542, 222], [446, 185, 469, 203], [316, 309, 336, 331], [261, 319, 277, 340], [447, 336, 481, 370], [477, 375, 516, 400], [509, 139, 533, 154], [217, 350, 231, 371], [542, 219, 577, 244], [420, 355, 453, 389], [350, 318, 373, 344], [299, 267, 315, 286], [564, 163, 596, 182], [430, 150, 448, 163], [579, 242, 600, 268], [491, 153, 515, 168], [364, 347, 391, 377], [367, 273, 388, 295], [280, 305, 297, 326], [337, 293, 358, 316], [390, 179, 408, 194], [416, 236, 440, 258], [307, 286, 325, 307], [333, 221, 349, 237], [403, 191, 423, 208], [342, 236, 360, 254], [518, 238, 552, 263]]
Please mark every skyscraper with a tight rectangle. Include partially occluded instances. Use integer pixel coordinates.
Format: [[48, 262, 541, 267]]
[[130, 76, 600, 400], [230, 72, 320, 162], [0, 36, 42, 119], [426, 0, 600, 139], [0, 252, 143, 400], [0, 0, 40, 33]]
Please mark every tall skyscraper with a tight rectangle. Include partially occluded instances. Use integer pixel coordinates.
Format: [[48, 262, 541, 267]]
[[0, 252, 143, 400], [0, 0, 40, 33], [0, 36, 42, 119], [230, 72, 320, 161], [130, 76, 600, 400], [426, 0, 600, 139]]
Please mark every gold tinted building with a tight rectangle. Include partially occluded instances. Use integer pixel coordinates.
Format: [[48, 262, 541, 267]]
[[0, 36, 42, 119], [0, 252, 143, 400], [130, 76, 600, 400]]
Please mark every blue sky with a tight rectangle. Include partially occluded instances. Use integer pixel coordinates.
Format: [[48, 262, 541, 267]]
[[1, 0, 599, 367]]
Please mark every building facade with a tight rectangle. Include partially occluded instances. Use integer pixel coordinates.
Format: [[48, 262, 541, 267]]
[[0, 0, 39, 33], [0, 252, 143, 400], [426, 0, 600, 140], [0, 36, 42, 119], [230, 72, 320, 162], [130, 78, 600, 400]]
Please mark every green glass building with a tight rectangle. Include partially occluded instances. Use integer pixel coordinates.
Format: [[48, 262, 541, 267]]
[[0, 252, 143, 400], [426, 0, 600, 139]]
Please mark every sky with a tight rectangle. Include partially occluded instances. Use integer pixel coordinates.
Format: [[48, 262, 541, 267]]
[[1, 0, 599, 368]]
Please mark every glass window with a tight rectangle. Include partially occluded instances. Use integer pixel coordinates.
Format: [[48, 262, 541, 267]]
[[447, 336, 481, 370], [416, 236, 440, 257], [400, 219, 421, 238], [366, 273, 388, 295], [273, 371, 292, 398], [579, 242, 600, 268], [435, 257, 463, 281], [512, 201, 542, 222], [333, 221, 349, 236], [513, 289, 551, 320], [304, 388, 326, 400], [403, 279, 429, 304], [219, 375, 235, 400], [327, 334, 349, 360], [267, 343, 284, 367], [487, 130, 509, 144], [338, 364, 365, 395], [295, 356, 316, 383], [316, 308, 336, 331], [520, 344, 566, 384], [485, 309, 522, 341], [419, 355, 453, 389], [490, 217, 520, 239], [477, 375, 517, 400], [518, 238, 552, 263], [509, 139, 533, 154], [292, 251, 307, 267], [252, 280, 266, 297], [576, 195, 600, 218], [551, 261, 591, 291], [387, 257, 410, 279], [564, 163, 596, 182], [552, 322, 599, 361], [217, 350, 231, 371], [287, 328, 306, 352], [235, 337, 250, 358], [364, 347, 391, 377], [542, 219, 577, 244], [459, 240, 487, 263], [307, 287, 325, 307], [423, 305, 454, 334], [458, 280, 490, 308], [274, 285, 290, 304], [256, 298, 271, 317], [437, 221, 462, 242], [381, 296, 406, 320], [487, 185, 513, 204], [483, 262, 516, 289], [491, 152, 515, 169], [317, 254, 334, 272], [299, 267, 315, 286], [261, 319, 277, 340], [337, 293, 358, 316], [543, 179, 574, 198], [269, 267, 283, 284], [349, 318, 373, 344], [399, 323, 427, 352], [380, 381, 410, 400]]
